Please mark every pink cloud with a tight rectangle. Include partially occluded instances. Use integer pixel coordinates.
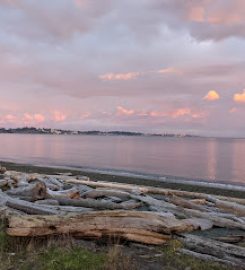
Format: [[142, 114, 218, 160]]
[[204, 90, 220, 101], [52, 111, 67, 122], [115, 106, 205, 120], [233, 89, 245, 103], [170, 108, 192, 118], [116, 106, 135, 116], [34, 113, 45, 123], [4, 114, 17, 122], [188, 1, 244, 26], [0, 114, 17, 124], [99, 72, 140, 81], [188, 6, 205, 23], [22, 113, 45, 125], [158, 67, 180, 75]]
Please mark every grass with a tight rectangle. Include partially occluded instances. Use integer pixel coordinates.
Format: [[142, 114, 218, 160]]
[[0, 226, 237, 270], [0, 227, 106, 270], [21, 247, 106, 270]]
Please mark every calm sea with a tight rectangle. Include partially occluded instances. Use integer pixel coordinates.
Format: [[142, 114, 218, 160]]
[[0, 134, 244, 185]]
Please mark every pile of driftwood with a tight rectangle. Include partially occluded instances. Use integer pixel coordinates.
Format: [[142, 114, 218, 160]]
[[0, 166, 245, 268]]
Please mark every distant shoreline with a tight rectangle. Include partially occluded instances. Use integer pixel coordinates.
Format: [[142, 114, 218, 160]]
[[0, 127, 245, 139], [0, 127, 199, 138]]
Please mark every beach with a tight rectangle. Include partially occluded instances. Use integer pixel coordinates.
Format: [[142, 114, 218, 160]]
[[0, 161, 244, 270]]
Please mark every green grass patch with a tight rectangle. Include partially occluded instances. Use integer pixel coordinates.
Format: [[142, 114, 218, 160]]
[[21, 247, 106, 270], [0, 245, 106, 270]]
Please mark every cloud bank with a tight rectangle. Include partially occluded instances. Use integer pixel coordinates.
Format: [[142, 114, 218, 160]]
[[0, 0, 244, 136]]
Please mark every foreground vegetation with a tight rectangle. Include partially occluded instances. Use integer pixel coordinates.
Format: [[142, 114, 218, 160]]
[[0, 225, 233, 270]]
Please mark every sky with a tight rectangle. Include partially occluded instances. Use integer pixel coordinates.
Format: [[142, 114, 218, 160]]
[[0, 0, 245, 137]]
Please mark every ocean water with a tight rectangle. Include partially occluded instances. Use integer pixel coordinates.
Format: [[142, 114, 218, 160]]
[[0, 134, 244, 184]]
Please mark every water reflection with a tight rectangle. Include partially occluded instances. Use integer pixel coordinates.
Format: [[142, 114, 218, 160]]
[[207, 139, 217, 180], [0, 134, 244, 184]]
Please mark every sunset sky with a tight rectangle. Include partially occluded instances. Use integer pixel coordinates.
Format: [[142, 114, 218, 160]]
[[0, 0, 245, 136]]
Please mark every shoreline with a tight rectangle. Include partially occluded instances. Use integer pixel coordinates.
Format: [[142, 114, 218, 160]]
[[1, 160, 245, 198]]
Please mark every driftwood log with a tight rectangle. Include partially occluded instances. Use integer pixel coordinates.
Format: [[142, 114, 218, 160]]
[[7, 211, 212, 244], [178, 234, 245, 268]]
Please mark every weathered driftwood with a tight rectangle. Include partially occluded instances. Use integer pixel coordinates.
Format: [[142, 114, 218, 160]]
[[167, 195, 209, 212], [56, 198, 141, 210], [180, 208, 245, 230], [81, 189, 131, 201], [7, 211, 212, 244], [179, 248, 238, 267], [131, 194, 177, 212], [210, 198, 245, 217], [6, 199, 59, 215], [213, 235, 245, 244], [0, 192, 59, 215], [0, 166, 7, 174], [178, 234, 245, 268], [44, 205, 93, 213], [189, 199, 209, 205], [64, 179, 245, 204], [45, 177, 64, 189], [0, 206, 26, 219], [47, 188, 80, 200], [0, 179, 9, 188], [35, 199, 60, 206], [6, 181, 47, 201]]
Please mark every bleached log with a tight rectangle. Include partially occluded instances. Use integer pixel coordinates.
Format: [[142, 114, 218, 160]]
[[7, 211, 212, 244], [182, 218, 213, 231], [0, 192, 59, 215], [46, 177, 64, 189], [27, 175, 60, 191], [6, 198, 59, 215], [209, 198, 245, 217], [180, 208, 245, 230], [35, 199, 60, 206], [44, 205, 93, 213], [64, 179, 245, 205], [167, 195, 209, 212], [6, 181, 47, 201], [179, 248, 238, 267], [116, 199, 142, 210], [189, 199, 209, 205], [178, 234, 245, 268], [213, 235, 245, 244], [47, 188, 80, 200], [82, 189, 131, 200], [131, 194, 177, 212], [56, 198, 141, 210]]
